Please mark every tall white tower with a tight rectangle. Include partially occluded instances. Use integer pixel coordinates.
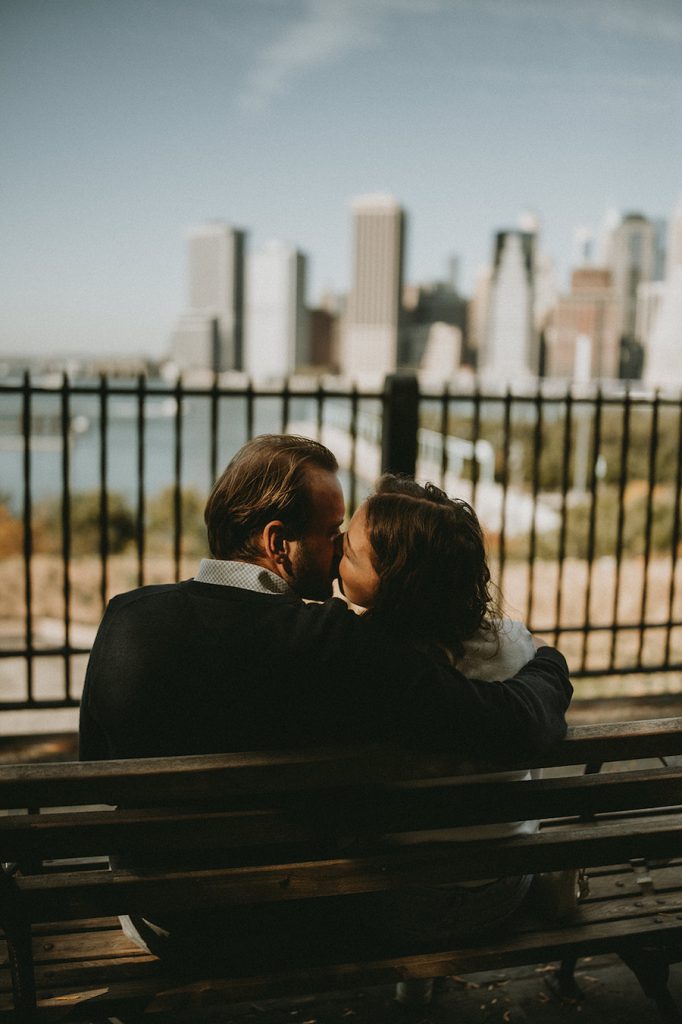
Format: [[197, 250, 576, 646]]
[[608, 213, 657, 346], [645, 196, 682, 389], [182, 222, 246, 371], [245, 241, 309, 381], [481, 230, 537, 383], [341, 194, 405, 380]]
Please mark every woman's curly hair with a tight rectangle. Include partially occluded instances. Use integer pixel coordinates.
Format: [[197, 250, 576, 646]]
[[364, 474, 496, 661]]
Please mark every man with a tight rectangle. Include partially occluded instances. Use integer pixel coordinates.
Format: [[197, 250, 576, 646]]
[[80, 433, 571, 764], [79, 433, 571, 966]]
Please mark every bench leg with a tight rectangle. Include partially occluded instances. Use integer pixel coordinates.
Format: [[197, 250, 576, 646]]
[[548, 956, 585, 1002], [1, 870, 37, 1024], [395, 976, 447, 1006], [619, 947, 682, 1024], [5, 921, 37, 1024]]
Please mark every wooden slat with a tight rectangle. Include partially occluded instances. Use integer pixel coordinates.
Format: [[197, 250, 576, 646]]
[[3, 766, 682, 861], [2, 718, 682, 809], [1, 908, 681, 1020], [12, 812, 682, 922], [4, 860, 682, 1015]]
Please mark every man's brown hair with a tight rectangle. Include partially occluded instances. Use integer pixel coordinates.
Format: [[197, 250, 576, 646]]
[[204, 434, 339, 560]]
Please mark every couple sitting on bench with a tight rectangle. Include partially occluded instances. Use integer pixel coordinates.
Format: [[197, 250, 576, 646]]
[[78, 434, 572, 1000]]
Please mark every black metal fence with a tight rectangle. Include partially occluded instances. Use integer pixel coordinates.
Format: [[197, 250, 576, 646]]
[[0, 370, 681, 712]]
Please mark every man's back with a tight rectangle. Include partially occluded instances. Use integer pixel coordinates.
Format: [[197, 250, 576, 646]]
[[80, 579, 572, 763]]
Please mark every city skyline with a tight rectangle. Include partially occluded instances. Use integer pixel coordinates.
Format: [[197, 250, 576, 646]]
[[2, 0, 682, 358]]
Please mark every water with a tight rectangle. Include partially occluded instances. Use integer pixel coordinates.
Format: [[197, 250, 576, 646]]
[[0, 390, 324, 512]]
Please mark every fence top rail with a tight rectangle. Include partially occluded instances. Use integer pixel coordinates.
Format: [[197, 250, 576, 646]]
[[1, 718, 681, 807], [2, 374, 681, 406]]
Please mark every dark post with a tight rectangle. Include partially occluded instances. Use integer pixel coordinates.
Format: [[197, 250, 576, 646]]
[[381, 373, 418, 476]]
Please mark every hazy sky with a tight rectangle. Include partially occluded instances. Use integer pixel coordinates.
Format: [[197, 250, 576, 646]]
[[2, 0, 681, 358]]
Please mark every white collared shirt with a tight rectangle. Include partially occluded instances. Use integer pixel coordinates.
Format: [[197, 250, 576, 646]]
[[194, 558, 294, 597]]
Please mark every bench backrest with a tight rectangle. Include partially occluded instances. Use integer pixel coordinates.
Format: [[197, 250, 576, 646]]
[[2, 718, 682, 926]]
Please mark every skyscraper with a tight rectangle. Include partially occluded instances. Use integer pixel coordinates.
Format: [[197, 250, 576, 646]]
[[547, 268, 619, 380], [645, 196, 682, 389], [341, 194, 405, 379], [178, 222, 246, 372], [607, 213, 657, 377], [245, 241, 309, 380], [480, 230, 537, 382]]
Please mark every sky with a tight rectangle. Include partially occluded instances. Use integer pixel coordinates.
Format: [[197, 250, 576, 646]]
[[2, 0, 682, 359]]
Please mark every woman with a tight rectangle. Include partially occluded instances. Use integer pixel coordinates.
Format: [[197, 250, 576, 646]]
[[338, 474, 539, 1004]]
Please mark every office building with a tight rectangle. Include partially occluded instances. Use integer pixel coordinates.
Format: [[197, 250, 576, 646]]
[[308, 307, 339, 371], [645, 196, 682, 388], [402, 271, 468, 372], [245, 241, 309, 380], [607, 213, 657, 376], [480, 230, 537, 382], [547, 268, 619, 380], [171, 222, 246, 372], [341, 194, 405, 379], [171, 313, 220, 373]]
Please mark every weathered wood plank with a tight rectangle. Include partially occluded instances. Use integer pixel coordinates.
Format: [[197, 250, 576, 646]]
[[1, 909, 681, 1019], [2, 718, 681, 809], [3, 766, 682, 862], [11, 813, 682, 922]]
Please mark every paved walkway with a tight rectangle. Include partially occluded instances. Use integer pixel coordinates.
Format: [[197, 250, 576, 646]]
[[160, 954, 680, 1023]]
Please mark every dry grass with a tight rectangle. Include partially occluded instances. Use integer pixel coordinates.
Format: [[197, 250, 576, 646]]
[[1, 552, 680, 682]]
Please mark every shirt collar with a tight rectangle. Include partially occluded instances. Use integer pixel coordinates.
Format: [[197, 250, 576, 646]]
[[194, 558, 295, 596]]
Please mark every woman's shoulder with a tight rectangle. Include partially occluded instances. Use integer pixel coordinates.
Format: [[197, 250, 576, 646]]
[[457, 617, 535, 682]]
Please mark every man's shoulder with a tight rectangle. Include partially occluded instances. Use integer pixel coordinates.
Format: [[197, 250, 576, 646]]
[[107, 581, 189, 613]]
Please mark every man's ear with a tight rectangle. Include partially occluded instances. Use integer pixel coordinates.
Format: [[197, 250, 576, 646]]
[[262, 520, 289, 564]]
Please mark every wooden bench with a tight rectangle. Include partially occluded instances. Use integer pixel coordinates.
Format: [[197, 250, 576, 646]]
[[2, 717, 682, 1023]]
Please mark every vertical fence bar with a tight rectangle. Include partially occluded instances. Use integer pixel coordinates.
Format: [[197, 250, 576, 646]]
[[497, 388, 512, 596], [21, 371, 34, 702], [281, 378, 290, 433], [210, 371, 220, 485], [98, 374, 109, 612], [316, 381, 324, 440], [135, 374, 146, 588], [173, 377, 183, 582], [610, 388, 631, 670], [246, 378, 254, 440], [580, 388, 603, 673], [553, 389, 573, 651], [60, 373, 72, 699], [526, 385, 543, 628], [664, 396, 682, 666], [637, 391, 660, 669], [470, 380, 481, 510], [439, 383, 450, 489], [348, 386, 359, 514], [381, 374, 418, 477]]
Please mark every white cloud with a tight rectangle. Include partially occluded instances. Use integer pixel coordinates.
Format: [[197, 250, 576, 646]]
[[237, 0, 451, 113], [238, 0, 381, 113], [477, 0, 682, 43], [237, 0, 682, 114]]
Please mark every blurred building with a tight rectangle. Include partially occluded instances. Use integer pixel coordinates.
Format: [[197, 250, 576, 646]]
[[402, 264, 468, 373], [171, 222, 246, 372], [480, 230, 538, 382], [308, 306, 339, 372], [171, 313, 221, 374], [245, 241, 309, 380], [644, 196, 682, 389], [636, 281, 666, 359], [341, 194, 406, 379], [607, 213, 657, 378], [467, 266, 492, 371], [546, 268, 619, 380], [418, 322, 462, 381]]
